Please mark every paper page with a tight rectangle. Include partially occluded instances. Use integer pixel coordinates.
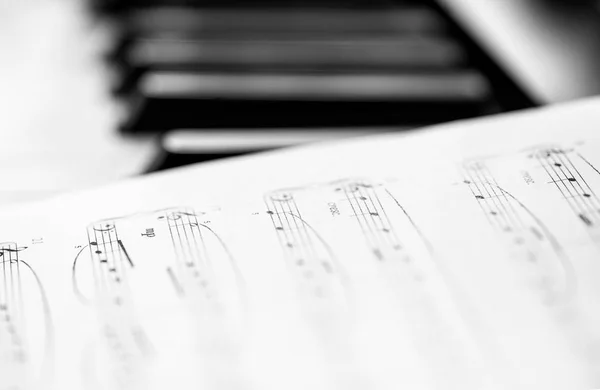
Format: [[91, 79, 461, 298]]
[[2, 98, 600, 390]]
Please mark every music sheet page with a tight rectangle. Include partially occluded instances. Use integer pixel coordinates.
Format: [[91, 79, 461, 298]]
[[3, 98, 600, 390]]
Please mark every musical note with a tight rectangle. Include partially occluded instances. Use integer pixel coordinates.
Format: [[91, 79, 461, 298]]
[[265, 180, 482, 387], [330, 179, 491, 388], [156, 207, 246, 389], [463, 160, 575, 303], [0, 246, 27, 255], [264, 191, 349, 308], [331, 178, 462, 315], [0, 242, 53, 390], [533, 147, 600, 242], [333, 180, 429, 270], [156, 207, 244, 312], [264, 189, 366, 389], [86, 222, 137, 302], [72, 221, 152, 389]]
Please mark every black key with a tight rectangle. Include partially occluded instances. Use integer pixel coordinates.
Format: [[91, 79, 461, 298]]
[[122, 71, 493, 133], [113, 36, 466, 93]]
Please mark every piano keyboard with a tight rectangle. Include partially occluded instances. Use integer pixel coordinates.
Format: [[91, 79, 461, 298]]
[[97, 0, 531, 169]]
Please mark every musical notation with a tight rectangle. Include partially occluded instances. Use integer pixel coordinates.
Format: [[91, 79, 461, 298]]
[[1, 93, 599, 390], [155, 207, 248, 389], [332, 179, 433, 274], [533, 147, 600, 241], [75, 208, 244, 387], [265, 191, 349, 309], [463, 160, 575, 303], [264, 189, 366, 390], [0, 242, 52, 390], [73, 221, 151, 389], [329, 179, 489, 388], [157, 208, 244, 314]]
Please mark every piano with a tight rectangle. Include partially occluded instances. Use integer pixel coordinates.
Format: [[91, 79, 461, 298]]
[[3, 0, 600, 203]]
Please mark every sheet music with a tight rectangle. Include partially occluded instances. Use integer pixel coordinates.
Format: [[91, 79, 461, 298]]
[[3, 98, 600, 389]]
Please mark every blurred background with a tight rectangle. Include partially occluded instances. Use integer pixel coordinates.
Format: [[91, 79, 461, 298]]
[[3, 0, 600, 204]]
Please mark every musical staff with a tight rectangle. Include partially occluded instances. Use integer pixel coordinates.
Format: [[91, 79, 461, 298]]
[[157, 208, 243, 311], [0, 242, 52, 390], [86, 221, 137, 309], [534, 147, 600, 241], [157, 208, 247, 389], [332, 179, 449, 302], [331, 179, 492, 388], [76, 221, 151, 388], [265, 191, 348, 308], [264, 190, 366, 389], [334, 180, 420, 265], [463, 160, 575, 302]]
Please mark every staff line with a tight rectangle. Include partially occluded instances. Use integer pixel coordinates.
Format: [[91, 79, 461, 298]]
[[468, 167, 518, 232], [464, 171, 504, 231], [344, 186, 385, 259], [479, 164, 529, 232], [283, 197, 319, 269], [549, 152, 599, 223], [548, 153, 598, 224], [273, 197, 314, 277], [356, 185, 401, 253], [536, 153, 584, 225]]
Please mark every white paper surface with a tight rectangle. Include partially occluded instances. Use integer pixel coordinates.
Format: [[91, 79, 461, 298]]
[[3, 98, 600, 389]]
